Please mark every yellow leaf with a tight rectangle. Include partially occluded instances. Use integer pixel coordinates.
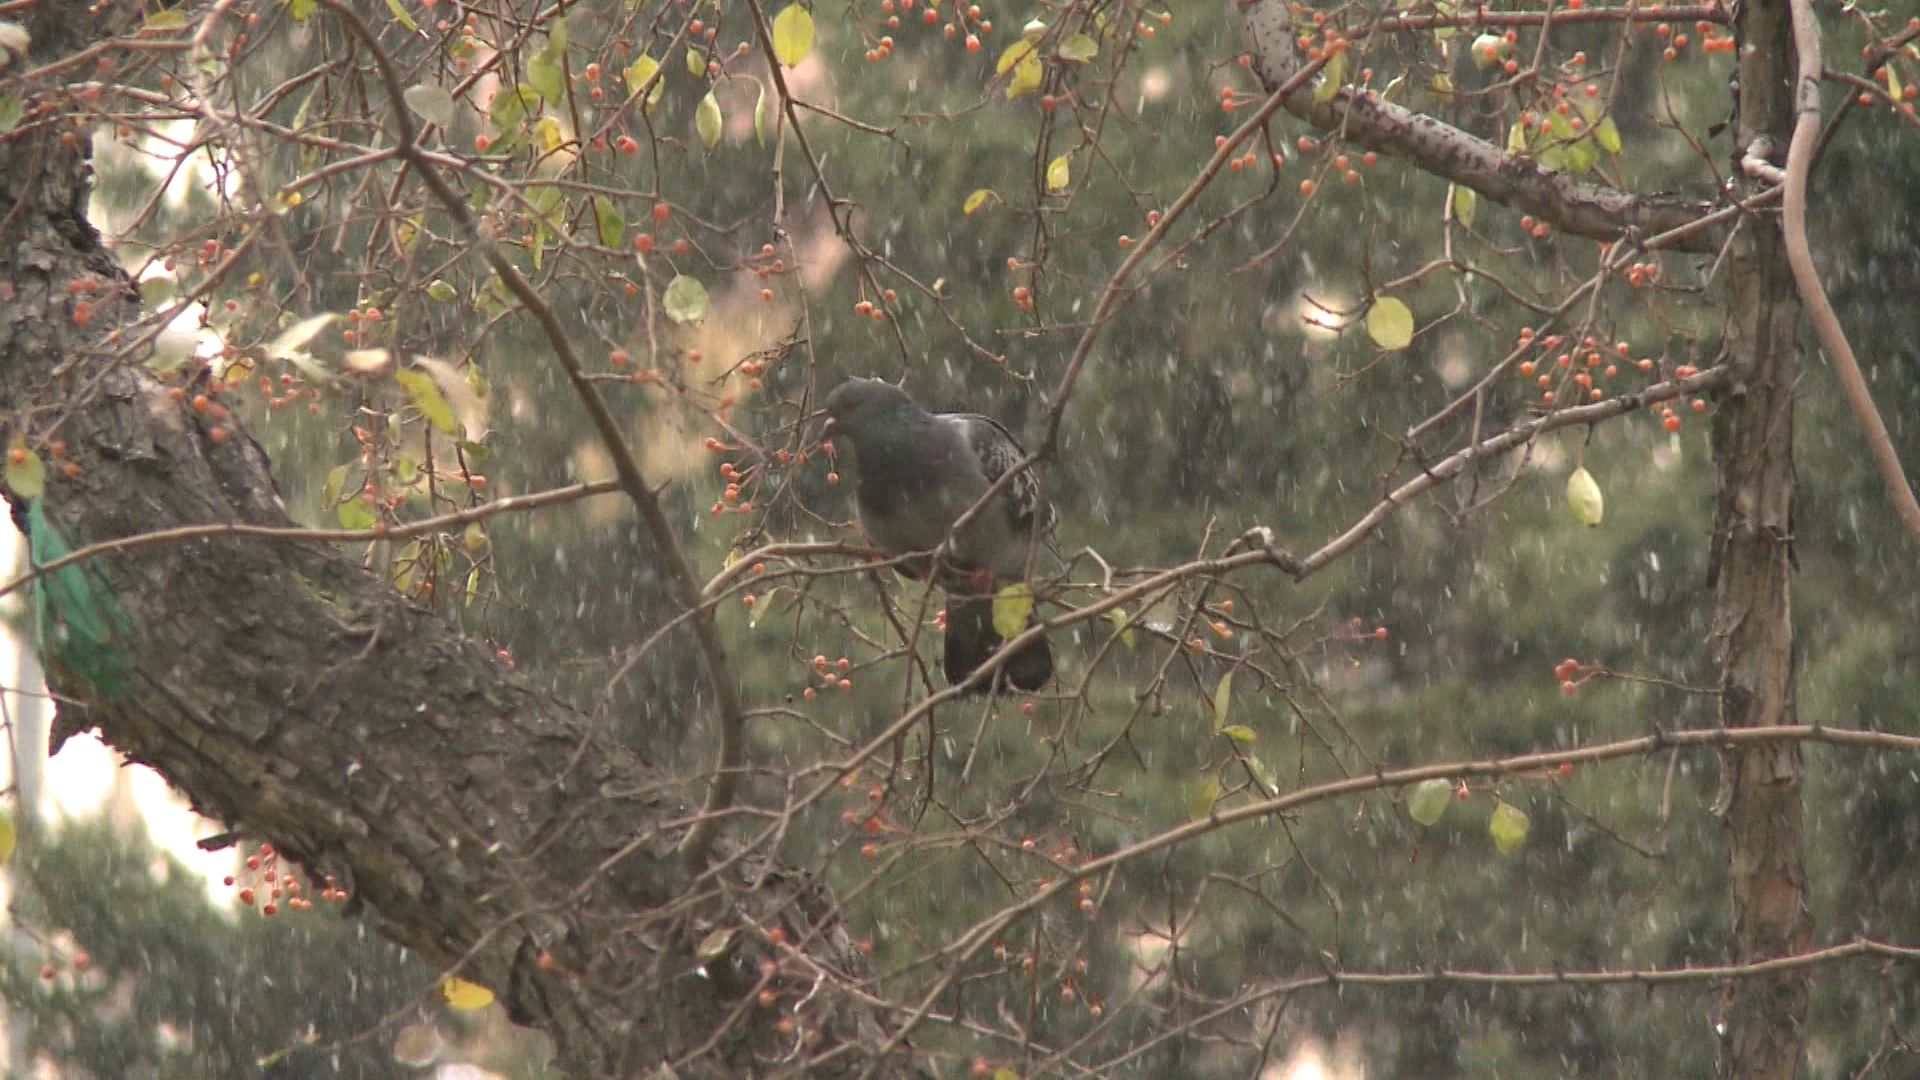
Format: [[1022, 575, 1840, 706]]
[[1428, 73, 1453, 102], [962, 188, 995, 215], [754, 80, 770, 147], [1489, 799, 1531, 855], [696, 90, 723, 151], [1451, 184, 1477, 229], [1566, 466, 1604, 527], [5, 444, 43, 499], [624, 55, 665, 112], [1057, 33, 1098, 63], [1594, 115, 1622, 155], [687, 46, 705, 77], [1105, 607, 1136, 649], [997, 40, 1042, 99], [992, 583, 1033, 639], [143, 9, 189, 30], [0, 808, 15, 865], [1366, 296, 1414, 351], [1188, 777, 1223, 820], [395, 368, 458, 434], [1045, 155, 1070, 192], [1220, 724, 1258, 744], [1210, 670, 1233, 731], [1313, 48, 1346, 104], [532, 116, 565, 155], [440, 976, 494, 1010], [771, 3, 814, 67]]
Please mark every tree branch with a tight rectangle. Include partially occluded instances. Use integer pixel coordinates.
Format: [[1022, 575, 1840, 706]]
[[1781, 0, 1920, 544], [313, 0, 748, 868], [1238, 0, 1718, 253]]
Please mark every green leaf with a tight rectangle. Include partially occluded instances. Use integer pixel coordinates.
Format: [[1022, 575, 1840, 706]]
[[1220, 724, 1258, 744], [404, 84, 454, 129], [289, 0, 316, 22], [0, 95, 23, 136], [426, 279, 457, 303], [336, 495, 375, 529], [322, 463, 350, 509], [1428, 73, 1454, 102], [1451, 184, 1476, 229], [1057, 33, 1098, 63], [0, 808, 16, 865], [1366, 296, 1415, 351], [143, 9, 189, 30], [528, 51, 565, 105], [395, 367, 458, 434], [1105, 607, 1137, 649], [1593, 115, 1622, 155], [663, 275, 709, 324], [1045, 154, 1070, 192], [1566, 466, 1604, 527], [1188, 777, 1223, 820], [6, 444, 44, 499], [771, 3, 814, 67], [997, 40, 1042, 100], [1408, 777, 1452, 826], [696, 90, 723, 151], [992, 583, 1033, 639], [1507, 121, 1529, 155], [1313, 48, 1346, 104], [624, 55, 666, 112], [384, 0, 419, 33], [962, 188, 995, 215], [593, 196, 625, 247], [992, 1068, 1021, 1080], [465, 565, 481, 605], [1210, 670, 1233, 732], [1489, 799, 1531, 855], [688, 46, 707, 77], [754, 80, 770, 147]]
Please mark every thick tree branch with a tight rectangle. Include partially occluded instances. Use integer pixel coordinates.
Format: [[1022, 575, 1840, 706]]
[[1238, 0, 1718, 252], [313, 0, 747, 869]]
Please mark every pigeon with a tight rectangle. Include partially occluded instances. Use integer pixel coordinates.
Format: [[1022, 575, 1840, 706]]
[[820, 377, 1053, 693]]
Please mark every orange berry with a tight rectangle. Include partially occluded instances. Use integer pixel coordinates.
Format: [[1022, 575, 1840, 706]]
[[1663, 414, 1681, 431]]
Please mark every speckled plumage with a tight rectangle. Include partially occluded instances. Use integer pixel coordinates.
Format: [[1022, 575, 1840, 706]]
[[822, 378, 1053, 692]]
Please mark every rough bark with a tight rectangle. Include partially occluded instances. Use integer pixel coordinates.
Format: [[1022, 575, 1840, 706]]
[[1710, 0, 1813, 1075], [0, 8, 913, 1079]]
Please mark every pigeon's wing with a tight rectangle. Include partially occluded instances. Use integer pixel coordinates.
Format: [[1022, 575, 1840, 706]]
[[951, 413, 1054, 539]]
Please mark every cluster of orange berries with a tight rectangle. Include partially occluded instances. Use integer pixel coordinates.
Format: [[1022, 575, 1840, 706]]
[[339, 305, 381, 345], [1511, 329, 1705, 419], [221, 842, 345, 917], [631, 203, 685, 254], [803, 653, 854, 700], [747, 242, 788, 302], [1289, 6, 1351, 64], [866, 0, 994, 58], [1553, 656, 1586, 696], [1858, 61, 1920, 110], [11, 439, 82, 481]]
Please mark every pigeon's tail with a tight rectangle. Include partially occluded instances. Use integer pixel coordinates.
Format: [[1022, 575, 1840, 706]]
[[943, 595, 1052, 693]]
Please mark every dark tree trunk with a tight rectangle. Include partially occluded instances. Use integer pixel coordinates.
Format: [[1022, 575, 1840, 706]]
[[0, 7, 915, 1079], [1711, 0, 1813, 1075]]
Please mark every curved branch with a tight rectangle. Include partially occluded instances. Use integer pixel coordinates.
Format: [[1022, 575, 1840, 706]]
[[1782, 0, 1920, 544]]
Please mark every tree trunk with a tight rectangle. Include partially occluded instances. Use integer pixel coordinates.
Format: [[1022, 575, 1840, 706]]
[[1711, 0, 1813, 1075], [0, 8, 916, 1078]]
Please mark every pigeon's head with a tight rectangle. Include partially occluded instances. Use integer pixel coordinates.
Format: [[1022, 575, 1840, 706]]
[[820, 377, 916, 442]]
